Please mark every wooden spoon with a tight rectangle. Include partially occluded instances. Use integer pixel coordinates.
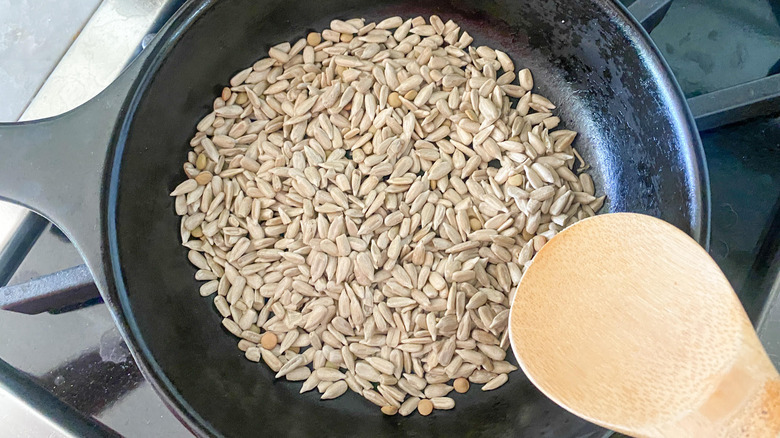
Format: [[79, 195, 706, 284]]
[[510, 213, 780, 437]]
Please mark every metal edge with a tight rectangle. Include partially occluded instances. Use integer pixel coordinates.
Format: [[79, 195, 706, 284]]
[[611, 0, 711, 251]]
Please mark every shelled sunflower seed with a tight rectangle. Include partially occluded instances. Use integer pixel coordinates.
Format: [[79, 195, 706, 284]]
[[172, 15, 603, 415]]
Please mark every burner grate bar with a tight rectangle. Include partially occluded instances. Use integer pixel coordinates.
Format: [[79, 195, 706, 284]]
[[0, 264, 99, 314], [687, 75, 780, 131], [627, 0, 673, 33]]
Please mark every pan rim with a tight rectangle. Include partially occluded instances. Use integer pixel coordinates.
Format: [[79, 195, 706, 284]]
[[104, 0, 710, 436], [106, 2, 223, 436], [609, 1, 711, 249]]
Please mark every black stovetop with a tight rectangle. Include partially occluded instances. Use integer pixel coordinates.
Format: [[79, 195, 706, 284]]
[[0, 0, 778, 436]]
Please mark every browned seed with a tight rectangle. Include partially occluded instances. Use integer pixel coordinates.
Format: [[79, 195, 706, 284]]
[[307, 32, 322, 46], [453, 377, 470, 393], [388, 92, 401, 108], [261, 332, 278, 349], [195, 153, 207, 170], [417, 399, 434, 416], [195, 171, 212, 186]]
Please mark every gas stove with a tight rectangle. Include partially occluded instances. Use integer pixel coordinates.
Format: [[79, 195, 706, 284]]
[[0, 0, 778, 436]]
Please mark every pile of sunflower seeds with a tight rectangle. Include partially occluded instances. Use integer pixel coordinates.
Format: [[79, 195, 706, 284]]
[[171, 15, 603, 416]]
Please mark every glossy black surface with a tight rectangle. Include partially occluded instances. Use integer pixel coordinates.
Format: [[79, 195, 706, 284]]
[[104, 0, 705, 436]]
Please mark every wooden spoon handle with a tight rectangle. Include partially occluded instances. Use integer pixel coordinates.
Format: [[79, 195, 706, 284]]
[[661, 329, 780, 437], [723, 372, 780, 437], [509, 214, 779, 437]]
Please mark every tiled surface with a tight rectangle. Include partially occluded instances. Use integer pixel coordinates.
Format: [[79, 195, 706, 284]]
[[0, 0, 102, 122]]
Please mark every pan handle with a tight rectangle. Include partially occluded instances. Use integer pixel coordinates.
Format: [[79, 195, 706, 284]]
[[0, 106, 110, 261], [0, 50, 148, 274]]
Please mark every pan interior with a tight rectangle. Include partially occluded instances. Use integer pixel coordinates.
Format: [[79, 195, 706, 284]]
[[110, 0, 705, 436]]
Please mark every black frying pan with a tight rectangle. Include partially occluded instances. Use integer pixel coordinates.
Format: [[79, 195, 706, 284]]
[[0, 0, 709, 436]]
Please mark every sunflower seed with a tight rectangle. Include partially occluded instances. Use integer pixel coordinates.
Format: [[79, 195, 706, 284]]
[[362, 389, 389, 407], [322, 380, 348, 399], [286, 366, 312, 381], [276, 354, 305, 378], [315, 367, 346, 381], [261, 348, 283, 372], [366, 357, 395, 375], [174, 14, 603, 416], [424, 384, 453, 398], [431, 396, 455, 410], [482, 373, 508, 391], [399, 396, 420, 416]]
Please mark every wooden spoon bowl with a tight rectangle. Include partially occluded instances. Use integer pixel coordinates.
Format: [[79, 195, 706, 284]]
[[510, 213, 780, 437]]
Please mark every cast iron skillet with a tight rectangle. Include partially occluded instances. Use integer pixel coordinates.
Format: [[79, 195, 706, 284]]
[[0, 0, 709, 436]]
